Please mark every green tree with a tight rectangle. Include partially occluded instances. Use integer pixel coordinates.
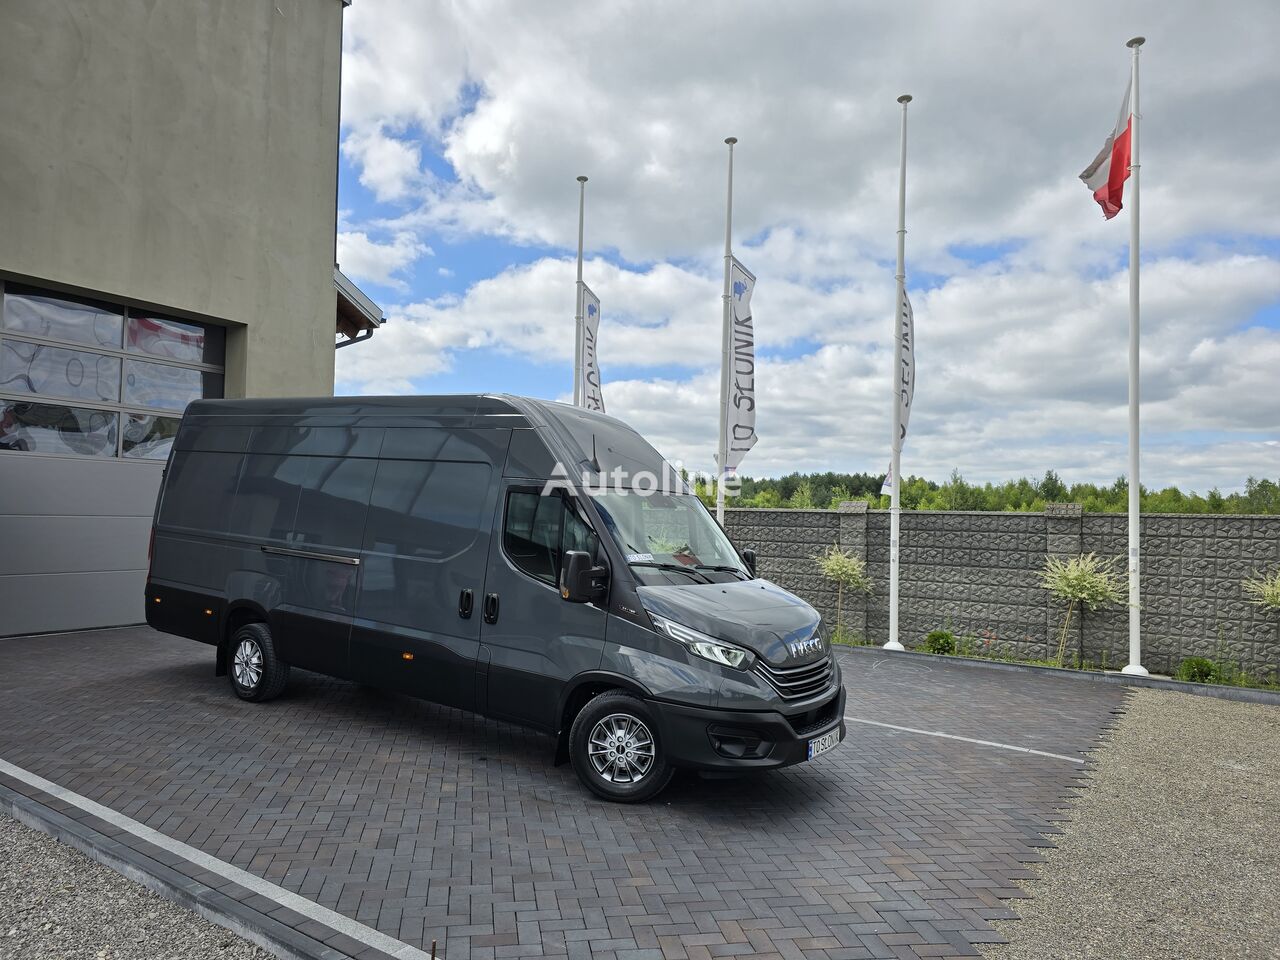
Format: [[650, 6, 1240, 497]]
[[746, 488, 782, 508], [1243, 477, 1280, 513], [827, 484, 852, 509], [716, 470, 1280, 516], [787, 481, 815, 509], [1038, 470, 1068, 502]]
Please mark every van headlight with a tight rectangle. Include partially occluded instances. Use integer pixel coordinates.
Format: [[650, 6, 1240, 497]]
[[650, 615, 755, 670]]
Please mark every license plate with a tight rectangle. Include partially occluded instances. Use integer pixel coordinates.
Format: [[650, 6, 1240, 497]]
[[807, 728, 841, 760]]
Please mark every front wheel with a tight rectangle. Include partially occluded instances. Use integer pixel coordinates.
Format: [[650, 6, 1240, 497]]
[[569, 691, 674, 803]]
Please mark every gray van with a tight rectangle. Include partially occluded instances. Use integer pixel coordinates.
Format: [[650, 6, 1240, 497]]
[[145, 395, 845, 801]]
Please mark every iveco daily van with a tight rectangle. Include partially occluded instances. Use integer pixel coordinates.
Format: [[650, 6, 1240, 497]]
[[145, 395, 846, 801]]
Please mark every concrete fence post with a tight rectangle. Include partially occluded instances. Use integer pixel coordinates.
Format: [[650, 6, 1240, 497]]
[[837, 501, 870, 642], [1044, 503, 1085, 664]]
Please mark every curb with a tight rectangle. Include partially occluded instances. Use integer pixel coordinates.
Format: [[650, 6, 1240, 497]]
[[835, 644, 1280, 707], [0, 782, 355, 960]]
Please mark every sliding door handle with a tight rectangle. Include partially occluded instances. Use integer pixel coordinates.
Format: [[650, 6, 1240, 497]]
[[458, 588, 474, 619]]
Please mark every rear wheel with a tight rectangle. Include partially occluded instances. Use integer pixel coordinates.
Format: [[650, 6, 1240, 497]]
[[569, 691, 674, 803], [229, 622, 289, 702]]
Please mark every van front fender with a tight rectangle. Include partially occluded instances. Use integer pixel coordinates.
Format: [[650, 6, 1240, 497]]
[[553, 671, 654, 765]]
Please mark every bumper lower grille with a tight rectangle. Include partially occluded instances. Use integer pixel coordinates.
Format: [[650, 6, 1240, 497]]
[[754, 655, 835, 701], [787, 696, 840, 738]]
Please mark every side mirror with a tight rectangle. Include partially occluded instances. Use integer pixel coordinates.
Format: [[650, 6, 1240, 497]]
[[741, 548, 757, 578], [560, 550, 608, 603]]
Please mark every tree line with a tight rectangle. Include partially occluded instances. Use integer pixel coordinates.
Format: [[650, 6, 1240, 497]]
[[688, 470, 1280, 514]]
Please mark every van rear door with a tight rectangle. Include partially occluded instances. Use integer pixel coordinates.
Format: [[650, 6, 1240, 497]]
[[349, 428, 508, 710]]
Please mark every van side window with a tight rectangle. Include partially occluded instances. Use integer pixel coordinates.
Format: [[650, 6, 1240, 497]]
[[293, 457, 376, 550], [363, 459, 491, 561], [158, 451, 242, 532], [229, 455, 307, 542], [503, 491, 599, 585], [563, 498, 598, 558]]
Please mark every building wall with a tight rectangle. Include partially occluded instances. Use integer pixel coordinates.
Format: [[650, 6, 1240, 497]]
[[0, 0, 345, 398], [0, 0, 346, 636], [725, 506, 1280, 678]]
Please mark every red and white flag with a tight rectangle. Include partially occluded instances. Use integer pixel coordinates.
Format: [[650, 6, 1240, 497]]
[[1079, 80, 1133, 219]]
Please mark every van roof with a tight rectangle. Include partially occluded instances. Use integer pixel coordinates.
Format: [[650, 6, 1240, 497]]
[[182, 395, 685, 491]]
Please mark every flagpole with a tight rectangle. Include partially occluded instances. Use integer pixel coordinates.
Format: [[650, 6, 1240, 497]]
[[884, 95, 911, 652], [716, 137, 737, 525], [574, 175, 588, 407], [1122, 38, 1147, 675]]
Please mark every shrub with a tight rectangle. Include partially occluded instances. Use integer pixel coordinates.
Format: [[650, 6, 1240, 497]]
[[1176, 657, 1222, 684], [1243, 568, 1280, 613], [814, 545, 872, 639], [1038, 553, 1126, 666], [922, 630, 956, 655]]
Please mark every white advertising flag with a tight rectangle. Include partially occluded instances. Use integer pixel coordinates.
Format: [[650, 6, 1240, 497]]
[[724, 258, 757, 473], [879, 290, 914, 494], [578, 282, 605, 413]]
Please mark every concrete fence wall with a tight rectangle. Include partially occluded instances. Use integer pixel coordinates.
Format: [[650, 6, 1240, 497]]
[[724, 505, 1280, 677]]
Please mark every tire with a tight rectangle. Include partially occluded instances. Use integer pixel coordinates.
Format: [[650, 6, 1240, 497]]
[[228, 622, 290, 702], [569, 691, 674, 803]]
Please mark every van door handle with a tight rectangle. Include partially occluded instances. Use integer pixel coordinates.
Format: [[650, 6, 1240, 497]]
[[458, 589, 474, 619], [482, 592, 499, 624]]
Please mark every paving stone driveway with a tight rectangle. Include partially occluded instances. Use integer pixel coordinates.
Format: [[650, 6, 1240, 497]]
[[0, 628, 1125, 960]]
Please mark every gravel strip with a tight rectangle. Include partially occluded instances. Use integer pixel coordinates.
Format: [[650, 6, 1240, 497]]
[[984, 687, 1280, 960], [0, 813, 267, 960]]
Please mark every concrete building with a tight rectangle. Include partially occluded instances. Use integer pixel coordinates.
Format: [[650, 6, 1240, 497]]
[[1, 0, 382, 636]]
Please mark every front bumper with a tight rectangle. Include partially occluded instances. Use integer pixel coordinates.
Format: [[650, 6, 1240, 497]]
[[649, 684, 847, 771]]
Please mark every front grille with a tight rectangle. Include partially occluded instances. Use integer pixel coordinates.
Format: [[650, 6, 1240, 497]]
[[754, 655, 835, 701]]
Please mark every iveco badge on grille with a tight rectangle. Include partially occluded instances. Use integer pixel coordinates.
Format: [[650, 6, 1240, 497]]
[[787, 634, 823, 658]]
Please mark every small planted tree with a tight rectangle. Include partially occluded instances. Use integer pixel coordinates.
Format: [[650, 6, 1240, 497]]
[[1243, 569, 1280, 670], [1038, 553, 1126, 667], [815, 545, 872, 642], [1243, 568, 1280, 613]]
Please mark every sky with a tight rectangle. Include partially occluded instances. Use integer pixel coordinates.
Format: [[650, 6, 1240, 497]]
[[333, 0, 1280, 494]]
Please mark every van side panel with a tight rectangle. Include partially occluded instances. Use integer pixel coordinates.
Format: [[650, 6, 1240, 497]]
[[147, 426, 248, 642], [211, 425, 381, 678], [149, 421, 381, 679], [348, 428, 511, 710]]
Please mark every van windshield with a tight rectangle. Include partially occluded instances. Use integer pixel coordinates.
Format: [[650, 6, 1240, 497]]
[[588, 490, 749, 584]]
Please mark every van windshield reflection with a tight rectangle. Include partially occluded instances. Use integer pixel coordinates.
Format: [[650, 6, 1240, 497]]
[[589, 491, 748, 584]]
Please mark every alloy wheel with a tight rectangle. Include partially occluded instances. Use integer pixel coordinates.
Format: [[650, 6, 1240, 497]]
[[233, 637, 263, 690], [587, 713, 655, 783]]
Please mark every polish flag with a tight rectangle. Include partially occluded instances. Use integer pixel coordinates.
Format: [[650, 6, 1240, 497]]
[[1079, 80, 1133, 219]]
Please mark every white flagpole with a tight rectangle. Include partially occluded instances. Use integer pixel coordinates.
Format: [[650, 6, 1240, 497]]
[[885, 95, 911, 652], [574, 175, 588, 407], [716, 137, 737, 525], [1122, 38, 1147, 675]]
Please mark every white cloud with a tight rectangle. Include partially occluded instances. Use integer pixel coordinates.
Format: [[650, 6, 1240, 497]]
[[336, 250, 1280, 488], [341, 128, 427, 203], [334, 0, 1280, 492], [336, 230, 431, 290], [341, 1, 1280, 263]]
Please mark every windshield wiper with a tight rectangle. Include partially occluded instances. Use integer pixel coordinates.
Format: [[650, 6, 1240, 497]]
[[692, 564, 750, 580], [628, 561, 714, 584]]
